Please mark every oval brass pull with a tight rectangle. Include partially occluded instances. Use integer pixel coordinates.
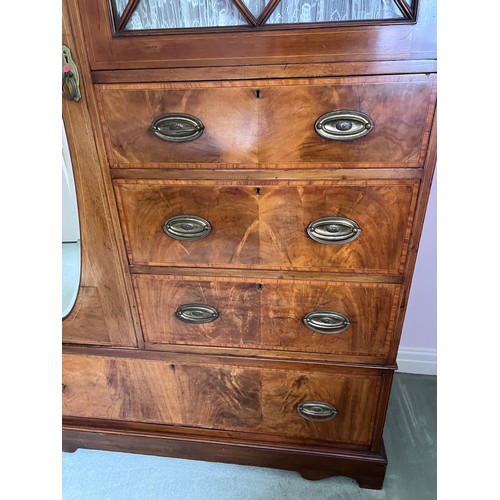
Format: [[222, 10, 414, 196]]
[[175, 304, 219, 324], [163, 215, 211, 241], [315, 110, 373, 141], [306, 216, 360, 245], [303, 311, 350, 334], [150, 113, 204, 142], [297, 401, 338, 422]]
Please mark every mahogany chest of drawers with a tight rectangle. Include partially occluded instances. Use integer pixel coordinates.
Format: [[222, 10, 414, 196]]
[[62, 0, 436, 489]]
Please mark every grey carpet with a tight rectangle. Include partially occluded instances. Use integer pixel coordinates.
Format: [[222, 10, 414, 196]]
[[62, 372, 436, 499]]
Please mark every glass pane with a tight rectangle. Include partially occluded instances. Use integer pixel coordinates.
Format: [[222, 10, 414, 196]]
[[62, 122, 81, 318], [114, 0, 129, 17], [117, 0, 251, 30], [266, 0, 405, 24], [241, 0, 268, 18]]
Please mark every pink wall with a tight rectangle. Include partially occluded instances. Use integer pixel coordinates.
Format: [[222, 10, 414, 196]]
[[399, 171, 437, 350]]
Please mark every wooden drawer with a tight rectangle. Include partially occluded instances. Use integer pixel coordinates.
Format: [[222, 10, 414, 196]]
[[97, 75, 435, 168], [133, 274, 400, 362], [97, 84, 258, 166], [259, 75, 435, 166], [115, 179, 418, 274], [62, 352, 384, 447]]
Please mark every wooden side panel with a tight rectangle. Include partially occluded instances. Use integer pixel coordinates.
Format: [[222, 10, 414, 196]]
[[134, 274, 400, 359], [96, 85, 259, 166], [62, 353, 382, 446], [115, 180, 418, 274], [63, 0, 139, 347]]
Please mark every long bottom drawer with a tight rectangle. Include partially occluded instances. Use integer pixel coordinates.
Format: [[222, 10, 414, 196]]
[[62, 350, 390, 448]]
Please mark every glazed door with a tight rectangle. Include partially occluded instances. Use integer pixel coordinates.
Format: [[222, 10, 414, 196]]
[[74, 0, 435, 70]]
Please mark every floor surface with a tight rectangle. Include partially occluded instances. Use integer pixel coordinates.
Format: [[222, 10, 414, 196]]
[[62, 373, 436, 499]]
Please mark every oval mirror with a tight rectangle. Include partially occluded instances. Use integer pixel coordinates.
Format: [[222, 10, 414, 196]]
[[62, 122, 81, 318]]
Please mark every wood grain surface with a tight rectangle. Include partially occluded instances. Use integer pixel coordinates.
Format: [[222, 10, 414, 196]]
[[133, 274, 400, 360], [62, 0, 140, 347], [62, 352, 382, 446], [63, 0, 437, 489], [114, 179, 419, 274], [97, 85, 259, 166], [96, 75, 436, 168], [259, 75, 436, 166], [77, 0, 435, 71], [91, 60, 437, 85]]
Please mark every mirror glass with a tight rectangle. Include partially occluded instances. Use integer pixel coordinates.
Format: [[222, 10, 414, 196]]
[[62, 122, 81, 318]]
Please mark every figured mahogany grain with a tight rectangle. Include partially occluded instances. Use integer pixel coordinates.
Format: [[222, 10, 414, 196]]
[[133, 274, 400, 360], [62, 352, 381, 446], [96, 75, 436, 168], [259, 75, 436, 166], [114, 179, 418, 274], [63, 0, 437, 490], [96, 85, 259, 166]]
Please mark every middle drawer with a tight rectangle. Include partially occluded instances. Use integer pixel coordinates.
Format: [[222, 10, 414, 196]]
[[115, 179, 418, 274], [133, 274, 400, 362]]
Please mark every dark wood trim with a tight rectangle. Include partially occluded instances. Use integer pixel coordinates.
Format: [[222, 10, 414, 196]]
[[232, 0, 258, 26], [62, 426, 388, 489], [128, 265, 405, 284], [62, 344, 397, 372], [141, 343, 393, 367], [116, 0, 139, 32], [109, 168, 424, 181], [91, 60, 437, 84], [62, 340, 398, 367], [111, 18, 414, 38], [62, 416, 370, 452], [107, 0, 120, 32], [256, 0, 281, 26], [109, 162, 425, 170], [394, 0, 414, 19]]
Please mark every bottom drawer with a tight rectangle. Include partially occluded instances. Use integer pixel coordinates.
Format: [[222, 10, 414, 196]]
[[62, 351, 387, 448]]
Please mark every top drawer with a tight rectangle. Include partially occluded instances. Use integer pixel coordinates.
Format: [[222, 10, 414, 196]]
[[96, 74, 436, 168]]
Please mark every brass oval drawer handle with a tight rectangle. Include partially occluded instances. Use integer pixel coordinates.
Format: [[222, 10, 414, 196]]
[[149, 113, 204, 143], [175, 304, 219, 324], [297, 401, 338, 422], [306, 216, 360, 245], [163, 215, 212, 241], [303, 310, 350, 334], [315, 110, 373, 141]]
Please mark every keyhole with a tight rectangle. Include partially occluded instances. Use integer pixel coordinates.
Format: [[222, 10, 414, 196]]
[[256, 187, 261, 196], [257, 283, 263, 290], [255, 89, 261, 99]]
